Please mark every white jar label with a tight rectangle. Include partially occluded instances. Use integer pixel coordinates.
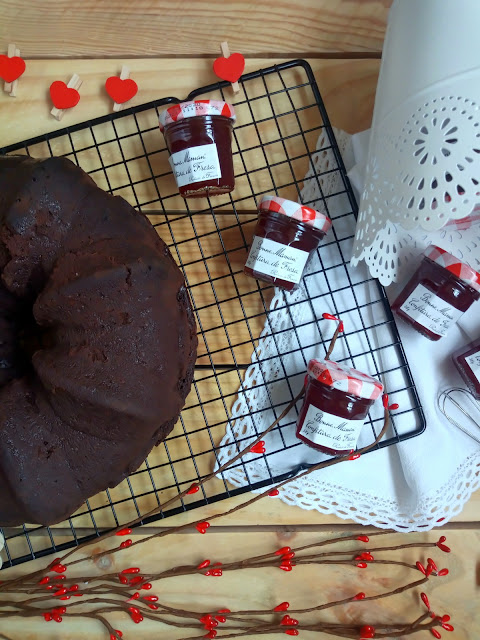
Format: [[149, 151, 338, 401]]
[[245, 236, 309, 284], [465, 350, 480, 383], [299, 403, 364, 450], [399, 283, 463, 337], [169, 143, 221, 187]]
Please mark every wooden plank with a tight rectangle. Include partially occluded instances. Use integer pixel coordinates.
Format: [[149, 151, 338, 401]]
[[0, 57, 379, 149], [0, 1, 391, 58], [0, 530, 475, 639]]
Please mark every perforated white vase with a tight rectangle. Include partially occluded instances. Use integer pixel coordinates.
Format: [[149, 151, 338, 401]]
[[351, 0, 480, 284]]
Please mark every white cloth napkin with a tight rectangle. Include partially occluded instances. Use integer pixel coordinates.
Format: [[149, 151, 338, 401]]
[[216, 131, 480, 532]]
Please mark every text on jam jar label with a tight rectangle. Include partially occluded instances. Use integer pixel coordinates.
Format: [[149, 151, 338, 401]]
[[399, 283, 464, 337], [465, 351, 480, 383], [245, 236, 309, 284], [299, 403, 364, 450], [169, 143, 221, 187]]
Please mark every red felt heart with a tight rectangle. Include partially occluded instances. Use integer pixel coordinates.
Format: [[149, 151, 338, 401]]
[[213, 53, 245, 83], [50, 81, 80, 109], [0, 55, 26, 82], [105, 76, 138, 104]]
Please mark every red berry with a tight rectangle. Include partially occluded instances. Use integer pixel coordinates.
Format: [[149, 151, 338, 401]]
[[431, 630, 441, 639], [120, 539, 133, 549], [196, 522, 210, 534], [116, 528, 132, 536], [187, 483, 200, 494], [421, 592, 430, 609], [198, 560, 211, 569], [274, 602, 290, 611], [275, 547, 292, 556], [121, 567, 140, 574], [353, 592, 366, 600]]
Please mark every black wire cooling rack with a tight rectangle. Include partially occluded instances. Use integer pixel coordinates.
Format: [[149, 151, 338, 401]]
[[0, 59, 425, 569]]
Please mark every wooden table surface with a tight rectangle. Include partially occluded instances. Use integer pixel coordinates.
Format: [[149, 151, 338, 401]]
[[1, 2, 479, 638]]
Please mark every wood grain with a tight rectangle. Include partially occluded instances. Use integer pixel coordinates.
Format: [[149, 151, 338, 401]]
[[0, 0, 392, 58], [1, 530, 477, 639], [0, 57, 379, 150]]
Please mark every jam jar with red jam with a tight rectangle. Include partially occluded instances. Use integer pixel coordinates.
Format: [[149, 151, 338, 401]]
[[296, 359, 383, 455], [159, 100, 236, 198], [452, 337, 480, 399], [244, 195, 332, 291], [391, 245, 480, 341]]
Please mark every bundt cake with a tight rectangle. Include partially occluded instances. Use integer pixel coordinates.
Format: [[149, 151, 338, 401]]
[[0, 155, 197, 527]]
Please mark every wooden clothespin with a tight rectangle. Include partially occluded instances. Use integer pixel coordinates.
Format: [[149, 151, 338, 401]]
[[50, 74, 82, 121], [1, 44, 26, 96], [105, 65, 138, 112], [213, 41, 245, 95]]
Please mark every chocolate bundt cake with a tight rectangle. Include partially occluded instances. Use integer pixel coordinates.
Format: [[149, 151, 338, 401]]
[[0, 155, 197, 527]]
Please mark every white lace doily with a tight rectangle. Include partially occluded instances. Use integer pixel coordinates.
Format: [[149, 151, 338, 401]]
[[215, 129, 480, 532]]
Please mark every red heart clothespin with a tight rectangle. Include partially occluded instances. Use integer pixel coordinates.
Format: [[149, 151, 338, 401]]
[[1, 44, 25, 96], [213, 41, 245, 94], [106, 65, 138, 112], [50, 74, 82, 121]]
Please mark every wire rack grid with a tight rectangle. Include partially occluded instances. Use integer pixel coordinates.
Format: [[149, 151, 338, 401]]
[[0, 59, 425, 569]]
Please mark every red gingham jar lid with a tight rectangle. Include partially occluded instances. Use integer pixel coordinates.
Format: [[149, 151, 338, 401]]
[[307, 359, 383, 400], [259, 195, 332, 233], [159, 100, 236, 132], [424, 245, 480, 293]]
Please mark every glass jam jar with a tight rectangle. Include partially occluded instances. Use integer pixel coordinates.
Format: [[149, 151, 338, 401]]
[[452, 337, 480, 399], [391, 245, 480, 341], [244, 195, 332, 291], [159, 100, 236, 198], [296, 359, 383, 455]]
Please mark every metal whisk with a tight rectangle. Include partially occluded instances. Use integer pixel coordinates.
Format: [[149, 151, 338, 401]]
[[438, 387, 480, 445]]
